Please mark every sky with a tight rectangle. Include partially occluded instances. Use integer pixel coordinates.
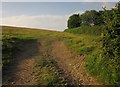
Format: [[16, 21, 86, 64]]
[[0, 1, 119, 31]]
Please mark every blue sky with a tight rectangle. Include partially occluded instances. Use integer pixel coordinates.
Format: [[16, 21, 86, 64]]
[[2, 2, 117, 17], [1, 1, 118, 31]]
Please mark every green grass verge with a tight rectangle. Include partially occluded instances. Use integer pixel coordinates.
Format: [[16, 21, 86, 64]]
[[85, 49, 119, 85], [64, 25, 104, 36]]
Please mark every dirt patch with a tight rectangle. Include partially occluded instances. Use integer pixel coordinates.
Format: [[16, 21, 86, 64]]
[[37, 37, 76, 85], [2, 39, 102, 85], [3, 38, 76, 86], [50, 41, 102, 85], [3, 40, 40, 85]]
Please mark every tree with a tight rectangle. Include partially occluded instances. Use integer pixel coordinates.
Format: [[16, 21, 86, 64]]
[[103, 2, 120, 85], [67, 14, 81, 29], [81, 10, 104, 26]]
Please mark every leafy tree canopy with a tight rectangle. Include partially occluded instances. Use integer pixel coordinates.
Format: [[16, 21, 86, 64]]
[[67, 14, 81, 29]]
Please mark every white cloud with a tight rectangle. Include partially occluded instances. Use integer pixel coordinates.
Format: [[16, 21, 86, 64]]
[[101, 2, 116, 9], [69, 11, 85, 16], [1, 15, 69, 31], [1, 10, 85, 31]]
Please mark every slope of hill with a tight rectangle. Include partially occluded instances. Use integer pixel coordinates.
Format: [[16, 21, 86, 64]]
[[2, 26, 110, 86], [64, 25, 104, 36]]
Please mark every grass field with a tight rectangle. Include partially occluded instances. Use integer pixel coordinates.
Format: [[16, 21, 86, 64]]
[[2, 26, 118, 85], [64, 25, 104, 36]]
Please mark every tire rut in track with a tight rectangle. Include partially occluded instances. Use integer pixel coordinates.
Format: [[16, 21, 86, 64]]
[[39, 38, 78, 85], [50, 41, 102, 85]]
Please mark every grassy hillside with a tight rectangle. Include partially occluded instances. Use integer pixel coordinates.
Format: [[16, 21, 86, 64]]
[[64, 25, 104, 36], [2, 26, 118, 85]]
